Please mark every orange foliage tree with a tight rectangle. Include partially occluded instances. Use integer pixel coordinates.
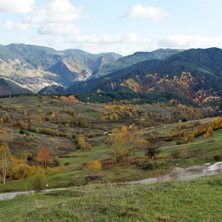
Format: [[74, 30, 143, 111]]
[[37, 147, 50, 169]]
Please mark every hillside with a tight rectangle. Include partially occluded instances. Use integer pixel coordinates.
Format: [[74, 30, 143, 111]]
[[92, 48, 183, 78], [0, 77, 32, 95], [38, 85, 66, 95], [67, 47, 222, 104], [0, 44, 122, 92], [0, 94, 222, 221]]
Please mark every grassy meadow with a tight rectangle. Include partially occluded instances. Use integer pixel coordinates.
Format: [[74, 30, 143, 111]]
[[0, 174, 222, 222]]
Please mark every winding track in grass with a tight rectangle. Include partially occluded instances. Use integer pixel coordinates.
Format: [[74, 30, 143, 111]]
[[0, 162, 222, 201]]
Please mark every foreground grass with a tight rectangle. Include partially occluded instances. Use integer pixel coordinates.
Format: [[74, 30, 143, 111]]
[[0, 174, 222, 222]]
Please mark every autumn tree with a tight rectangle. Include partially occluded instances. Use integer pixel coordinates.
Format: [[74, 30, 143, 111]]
[[83, 160, 102, 176], [37, 147, 50, 169], [0, 142, 11, 184], [134, 138, 150, 151], [76, 134, 92, 151], [30, 169, 46, 192], [107, 126, 130, 164]]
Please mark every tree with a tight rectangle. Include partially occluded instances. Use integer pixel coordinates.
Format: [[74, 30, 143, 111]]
[[76, 134, 92, 151], [146, 145, 161, 158], [0, 142, 11, 184], [37, 147, 50, 169], [107, 126, 130, 164], [30, 170, 46, 192], [83, 160, 102, 176]]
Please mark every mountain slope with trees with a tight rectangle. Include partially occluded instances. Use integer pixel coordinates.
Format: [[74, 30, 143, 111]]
[[92, 48, 183, 78], [67, 47, 222, 104]]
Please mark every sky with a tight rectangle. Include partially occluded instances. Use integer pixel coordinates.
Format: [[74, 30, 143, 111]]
[[0, 0, 222, 55]]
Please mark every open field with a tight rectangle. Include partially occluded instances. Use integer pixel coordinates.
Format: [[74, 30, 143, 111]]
[[0, 174, 222, 222]]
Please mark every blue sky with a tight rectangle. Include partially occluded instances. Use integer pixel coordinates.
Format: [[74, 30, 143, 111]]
[[0, 0, 222, 55]]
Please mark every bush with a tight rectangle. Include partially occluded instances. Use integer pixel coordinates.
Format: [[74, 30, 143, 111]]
[[30, 171, 46, 192], [52, 156, 61, 167], [142, 160, 155, 170], [135, 159, 168, 170], [214, 154, 222, 161], [146, 145, 161, 158], [19, 130, 25, 134], [64, 162, 70, 166], [171, 150, 182, 159]]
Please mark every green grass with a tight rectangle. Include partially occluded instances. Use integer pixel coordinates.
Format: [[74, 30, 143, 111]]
[[0, 174, 222, 222], [1, 126, 222, 193]]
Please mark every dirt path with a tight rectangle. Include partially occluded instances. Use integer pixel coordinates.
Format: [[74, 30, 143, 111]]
[[0, 162, 222, 201]]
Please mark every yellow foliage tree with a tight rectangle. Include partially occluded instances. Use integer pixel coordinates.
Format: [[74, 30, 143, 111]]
[[134, 138, 149, 151], [83, 160, 102, 175], [0, 142, 11, 184], [107, 126, 130, 164], [77, 134, 92, 151]]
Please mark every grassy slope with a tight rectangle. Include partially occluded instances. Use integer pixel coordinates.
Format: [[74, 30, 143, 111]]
[[0, 174, 222, 222], [0, 96, 221, 193], [1, 119, 222, 193]]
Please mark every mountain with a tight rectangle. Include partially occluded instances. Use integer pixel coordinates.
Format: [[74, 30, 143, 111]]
[[50, 49, 121, 85], [0, 43, 122, 93], [0, 77, 32, 95], [67, 48, 222, 104], [38, 85, 66, 95], [92, 49, 183, 78]]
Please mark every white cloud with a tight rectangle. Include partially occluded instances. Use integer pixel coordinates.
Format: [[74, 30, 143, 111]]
[[3, 20, 30, 30], [0, 0, 35, 14], [158, 35, 222, 49], [8, 0, 83, 36], [38, 23, 79, 36], [3, 20, 14, 30], [127, 5, 167, 22], [67, 32, 142, 45], [24, 0, 82, 25]]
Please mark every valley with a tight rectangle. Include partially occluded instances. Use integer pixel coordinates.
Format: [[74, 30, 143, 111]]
[[0, 46, 222, 222]]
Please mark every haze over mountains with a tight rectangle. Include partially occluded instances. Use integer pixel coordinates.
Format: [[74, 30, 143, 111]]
[[1, 43, 222, 104]]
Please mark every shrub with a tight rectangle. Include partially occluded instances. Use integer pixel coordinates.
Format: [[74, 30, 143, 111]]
[[171, 150, 182, 159], [146, 145, 161, 158], [0, 130, 6, 134], [19, 130, 25, 134], [30, 171, 46, 192], [52, 156, 61, 167], [214, 154, 222, 161]]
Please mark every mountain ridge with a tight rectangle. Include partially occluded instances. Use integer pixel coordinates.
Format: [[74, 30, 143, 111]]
[[0, 43, 122, 91], [66, 47, 222, 104]]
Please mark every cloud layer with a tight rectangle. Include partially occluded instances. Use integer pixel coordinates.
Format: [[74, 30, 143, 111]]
[[0, 0, 35, 14], [24, 0, 82, 25], [127, 5, 168, 22], [1, 0, 222, 55], [158, 35, 222, 49]]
